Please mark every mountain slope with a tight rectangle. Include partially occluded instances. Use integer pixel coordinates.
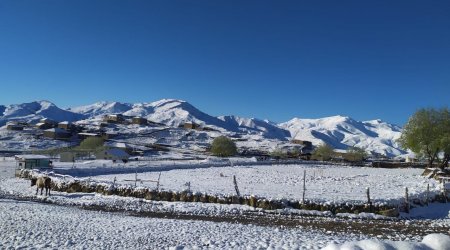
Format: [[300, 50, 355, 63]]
[[279, 116, 405, 157], [218, 115, 290, 140], [0, 101, 85, 126], [67, 101, 133, 117], [1, 99, 405, 156]]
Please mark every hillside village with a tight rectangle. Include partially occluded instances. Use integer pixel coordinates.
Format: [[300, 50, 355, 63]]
[[0, 99, 408, 163]]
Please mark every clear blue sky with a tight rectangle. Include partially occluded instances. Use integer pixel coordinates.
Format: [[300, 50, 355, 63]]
[[0, 1, 449, 125]]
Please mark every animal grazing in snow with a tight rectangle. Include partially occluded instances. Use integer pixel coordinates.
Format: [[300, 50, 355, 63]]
[[31, 176, 52, 196]]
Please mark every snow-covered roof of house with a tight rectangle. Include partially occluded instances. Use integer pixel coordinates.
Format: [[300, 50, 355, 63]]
[[59, 121, 69, 125], [78, 132, 99, 136], [40, 118, 57, 123], [45, 128, 70, 133], [15, 155, 50, 160], [109, 142, 128, 148], [105, 148, 130, 158], [106, 142, 148, 151]]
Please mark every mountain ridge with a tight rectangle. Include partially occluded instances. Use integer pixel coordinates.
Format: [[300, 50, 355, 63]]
[[0, 99, 405, 156]]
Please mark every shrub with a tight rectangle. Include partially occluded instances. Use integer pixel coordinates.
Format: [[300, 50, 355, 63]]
[[79, 137, 104, 150], [210, 136, 237, 157], [344, 146, 367, 162], [312, 144, 335, 161], [270, 148, 288, 159]]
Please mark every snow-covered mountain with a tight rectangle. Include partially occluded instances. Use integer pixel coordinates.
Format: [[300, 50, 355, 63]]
[[0, 99, 406, 156], [71, 99, 289, 139], [218, 115, 290, 140], [0, 100, 85, 126], [279, 116, 405, 157], [67, 101, 133, 116]]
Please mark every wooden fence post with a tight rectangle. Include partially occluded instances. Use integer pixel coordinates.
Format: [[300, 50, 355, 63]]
[[443, 179, 448, 203], [233, 175, 240, 197], [184, 181, 191, 193], [366, 187, 372, 212], [156, 172, 161, 190], [405, 187, 410, 213], [302, 170, 306, 204]]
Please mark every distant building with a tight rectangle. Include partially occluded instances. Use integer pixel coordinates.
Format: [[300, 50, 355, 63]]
[[15, 155, 52, 176], [291, 139, 312, 147], [78, 132, 101, 140], [132, 117, 148, 125], [60, 152, 76, 162], [43, 128, 72, 139], [183, 122, 200, 130], [291, 140, 313, 154], [405, 154, 417, 163], [58, 121, 76, 131], [35, 122, 53, 130], [95, 148, 130, 161], [101, 132, 118, 140], [106, 142, 148, 156], [35, 118, 57, 130], [103, 114, 125, 123], [6, 122, 24, 131]]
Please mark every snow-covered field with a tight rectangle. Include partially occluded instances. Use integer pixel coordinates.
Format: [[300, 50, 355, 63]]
[[1, 158, 450, 249], [0, 198, 358, 249], [3, 198, 448, 250], [75, 161, 439, 205]]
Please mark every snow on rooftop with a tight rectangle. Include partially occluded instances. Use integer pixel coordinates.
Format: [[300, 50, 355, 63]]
[[44, 128, 70, 133], [15, 154, 50, 160], [78, 132, 99, 136], [105, 148, 130, 157]]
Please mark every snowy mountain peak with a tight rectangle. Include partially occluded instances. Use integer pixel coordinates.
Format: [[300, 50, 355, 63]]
[[279, 116, 405, 157], [68, 101, 133, 116], [149, 99, 187, 108], [0, 100, 84, 126]]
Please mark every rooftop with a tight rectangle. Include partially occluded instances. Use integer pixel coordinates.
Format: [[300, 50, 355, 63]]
[[15, 155, 49, 160]]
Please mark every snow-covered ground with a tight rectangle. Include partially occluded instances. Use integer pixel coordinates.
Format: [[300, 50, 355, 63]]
[[0, 198, 356, 249], [1, 199, 449, 249], [323, 233, 450, 250], [67, 161, 439, 205], [1, 158, 450, 249]]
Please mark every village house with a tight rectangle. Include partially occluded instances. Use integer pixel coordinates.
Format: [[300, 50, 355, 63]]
[[77, 132, 101, 140], [101, 131, 118, 140], [95, 148, 130, 161], [132, 117, 148, 125], [291, 139, 313, 154], [15, 154, 52, 176], [183, 122, 200, 130], [35, 118, 58, 130], [103, 114, 125, 124], [43, 128, 72, 140], [6, 122, 24, 131], [106, 142, 148, 156], [58, 121, 76, 131]]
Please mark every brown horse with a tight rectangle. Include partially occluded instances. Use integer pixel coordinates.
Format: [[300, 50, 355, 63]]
[[31, 177, 52, 196]]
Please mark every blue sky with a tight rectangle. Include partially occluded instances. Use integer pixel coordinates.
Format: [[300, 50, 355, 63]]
[[0, 1, 449, 125]]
